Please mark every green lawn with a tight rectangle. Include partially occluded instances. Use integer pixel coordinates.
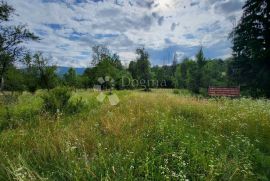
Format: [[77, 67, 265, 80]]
[[0, 89, 270, 180]]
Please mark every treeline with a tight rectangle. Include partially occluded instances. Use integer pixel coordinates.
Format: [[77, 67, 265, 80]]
[[3, 45, 234, 96]]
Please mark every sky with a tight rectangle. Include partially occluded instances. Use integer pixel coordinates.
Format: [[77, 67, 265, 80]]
[[9, 0, 245, 67]]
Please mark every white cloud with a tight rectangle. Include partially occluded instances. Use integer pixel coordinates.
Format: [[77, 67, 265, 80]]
[[8, 0, 244, 67]]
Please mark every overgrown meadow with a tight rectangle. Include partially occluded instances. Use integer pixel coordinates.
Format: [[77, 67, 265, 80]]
[[0, 89, 270, 180]]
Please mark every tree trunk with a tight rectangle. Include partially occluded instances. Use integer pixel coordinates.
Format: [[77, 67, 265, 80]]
[[0, 61, 7, 92], [0, 76, 4, 91]]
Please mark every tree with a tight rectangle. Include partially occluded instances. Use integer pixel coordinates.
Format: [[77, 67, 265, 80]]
[[111, 53, 122, 69], [0, 1, 38, 91], [201, 59, 228, 88], [226, 57, 239, 86], [195, 47, 206, 90], [114, 70, 132, 90], [128, 61, 137, 79], [230, 0, 270, 97], [174, 56, 201, 93], [23, 53, 40, 92], [85, 58, 118, 89], [136, 48, 151, 91], [91, 45, 110, 66], [175, 58, 189, 89], [64, 68, 78, 88], [79, 75, 90, 89], [32, 53, 58, 90], [156, 65, 175, 88], [0, 1, 14, 21], [88, 46, 125, 90], [5, 65, 25, 92], [181, 48, 207, 93], [196, 47, 206, 68], [186, 61, 199, 93]]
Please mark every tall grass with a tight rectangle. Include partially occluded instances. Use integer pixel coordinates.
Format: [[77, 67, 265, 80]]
[[0, 89, 269, 180]]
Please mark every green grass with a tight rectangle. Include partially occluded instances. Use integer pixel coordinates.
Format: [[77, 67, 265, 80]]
[[0, 89, 270, 180]]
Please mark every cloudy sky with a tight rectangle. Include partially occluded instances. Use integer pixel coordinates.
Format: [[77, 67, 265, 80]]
[[9, 0, 245, 67]]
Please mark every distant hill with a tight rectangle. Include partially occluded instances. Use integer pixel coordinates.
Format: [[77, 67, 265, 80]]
[[57, 67, 86, 75]]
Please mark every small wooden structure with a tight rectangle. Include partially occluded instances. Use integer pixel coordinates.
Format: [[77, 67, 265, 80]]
[[208, 87, 240, 97]]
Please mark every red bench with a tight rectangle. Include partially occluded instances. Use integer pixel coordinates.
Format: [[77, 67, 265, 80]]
[[208, 87, 240, 97]]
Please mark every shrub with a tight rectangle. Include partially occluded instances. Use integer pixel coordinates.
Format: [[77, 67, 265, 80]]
[[41, 87, 72, 114], [67, 97, 86, 114]]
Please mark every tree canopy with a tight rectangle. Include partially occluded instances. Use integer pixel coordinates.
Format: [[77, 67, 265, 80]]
[[230, 0, 270, 97], [0, 1, 38, 91]]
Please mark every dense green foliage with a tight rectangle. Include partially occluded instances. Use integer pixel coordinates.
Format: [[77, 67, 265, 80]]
[[230, 0, 270, 97], [174, 53, 230, 95], [0, 90, 270, 180], [134, 48, 151, 91], [41, 87, 72, 114], [0, 1, 38, 91], [84, 57, 131, 91], [3, 46, 235, 97]]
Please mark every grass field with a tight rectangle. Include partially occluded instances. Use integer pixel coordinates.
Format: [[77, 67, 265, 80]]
[[0, 89, 270, 180]]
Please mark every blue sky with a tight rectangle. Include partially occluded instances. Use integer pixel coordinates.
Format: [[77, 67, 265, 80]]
[[9, 0, 245, 67]]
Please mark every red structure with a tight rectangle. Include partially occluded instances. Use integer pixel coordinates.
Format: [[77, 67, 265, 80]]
[[208, 87, 240, 97]]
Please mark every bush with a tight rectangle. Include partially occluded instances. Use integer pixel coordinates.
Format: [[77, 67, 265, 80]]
[[67, 97, 86, 114], [42, 87, 72, 114]]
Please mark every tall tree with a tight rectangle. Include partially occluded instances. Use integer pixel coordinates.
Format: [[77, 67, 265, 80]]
[[111, 53, 122, 69], [195, 47, 206, 92], [85, 57, 118, 89], [196, 47, 206, 69], [0, 1, 38, 91], [186, 61, 199, 93], [23, 53, 39, 92], [174, 49, 206, 94], [32, 53, 58, 90], [230, 0, 270, 97], [136, 48, 151, 91], [175, 58, 189, 89], [128, 61, 137, 79]]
